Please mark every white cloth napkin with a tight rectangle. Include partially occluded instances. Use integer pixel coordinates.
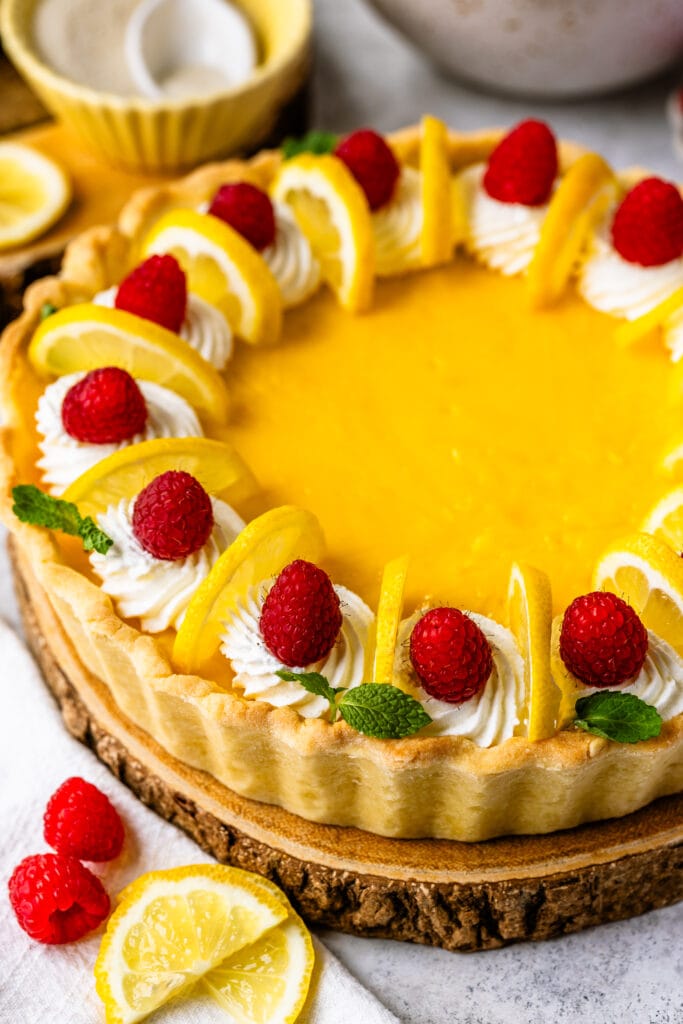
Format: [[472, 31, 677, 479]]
[[0, 616, 400, 1024]]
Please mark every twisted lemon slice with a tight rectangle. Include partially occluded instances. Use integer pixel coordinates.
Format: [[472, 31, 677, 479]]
[[0, 142, 71, 249], [507, 562, 558, 740], [142, 209, 282, 345], [419, 115, 453, 267], [372, 554, 409, 684], [271, 154, 374, 312], [28, 304, 229, 423], [174, 505, 325, 674]]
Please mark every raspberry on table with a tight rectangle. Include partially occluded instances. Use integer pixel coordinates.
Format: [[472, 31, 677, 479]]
[[611, 177, 683, 267], [61, 367, 148, 445], [560, 591, 648, 687], [335, 129, 401, 211], [208, 182, 277, 251], [8, 853, 110, 944], [260, 559, 343, 667], [409, 606, 493, 704], [115, 253, 188, 333], [483, 119, 558, 207], [44, 776, 124, 862], [132, 470, 215, 561]]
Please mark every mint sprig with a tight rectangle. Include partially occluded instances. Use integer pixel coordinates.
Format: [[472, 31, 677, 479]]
[[12, 484, 113, 555], [40, 302, 58, 321], [282, 131, 338, 161], [276, 670, 431, 738], [574, 691, 662, 744]]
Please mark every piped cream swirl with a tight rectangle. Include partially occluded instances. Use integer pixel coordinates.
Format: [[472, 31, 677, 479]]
[[262, 203, 321, 307], [220, 583, 374, 718], [578, 631, 683, 721], [35, 372, 203, 495], [395, 611, 525, 746], [373, 167, 423, 277], [90, 496, 244, 633], [458, 163, 549, 276], [94, 286, 233, 370]]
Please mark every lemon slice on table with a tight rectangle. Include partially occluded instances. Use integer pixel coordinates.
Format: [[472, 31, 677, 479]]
[[506, 562, 558, 740], [527, 152, 615, 308], [63, 437, 257, 519], [642, 486, 683, 552], [0, 142, 71, 250], [271, 154, 374, 313], [593, 532, 683, 654], [419, 115, 453, 267], [141, 209, 282, 345], [28, 304, 229, 423], [174, 505, 325, 674], [615, 285, 683, 348], [373, 554, 409, 684], [94, 864, 288, 1024]]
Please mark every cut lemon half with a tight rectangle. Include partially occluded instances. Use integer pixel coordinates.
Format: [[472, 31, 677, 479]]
[[63, 437, 257, 519], [643, 486, 683, 552], [419, 115, 453, 267], [174, 505, 325, 674], [0, 142, 71, 250], [271, 154, 374, 313], [527, 152, 615, 308], [28, 303, 229, 423], [593, 532, 683, 653], [507, 562, 558, 740], [94, 864, 287, 1024], [142, 209, 282, 346], [615, 285, 683, 348], [373, 555, 409, 684]]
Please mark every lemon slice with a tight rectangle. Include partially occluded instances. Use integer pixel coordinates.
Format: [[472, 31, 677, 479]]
[[615, 285, 683, 348], [0, 142, 71, 250], [643, 486, 683, 552], [419, 115, 453, 267], [373, 555, 409, 683], [527, 152, 615, 308], [63, 437, 256, 519], [174, 505, 325, 674], [593, 532, 683, 653], [94, 864, 287, 1024], [507, 562, 558, 740], [271, 154, 374, 313], [28, 303, 229, 423], [142, 209, 282, 346]]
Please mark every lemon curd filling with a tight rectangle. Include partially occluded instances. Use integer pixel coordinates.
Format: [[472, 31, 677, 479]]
[[227, 259, 678, 619]]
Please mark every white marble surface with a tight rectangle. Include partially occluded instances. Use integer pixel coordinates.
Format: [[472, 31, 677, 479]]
[[2, 1, 683, 1020]]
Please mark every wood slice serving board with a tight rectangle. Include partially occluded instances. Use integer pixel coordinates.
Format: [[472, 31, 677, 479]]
[[10, 540, 683, 952]]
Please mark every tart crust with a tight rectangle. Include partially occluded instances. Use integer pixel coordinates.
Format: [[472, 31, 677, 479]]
[[2, 128, 683, 842]]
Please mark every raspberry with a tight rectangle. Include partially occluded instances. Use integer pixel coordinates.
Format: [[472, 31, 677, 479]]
[[8, 853, 110, 944], [409, 607, 493, 704], [560, 591, 648, 688], [115, 254, 188, 333], [208, 182, 276, 251], [483, 119, 558, 207], [44, 777, 124, 862], [335, 129, 400, 211], [260, 559, 342, 667], [61, 367, 148, 445], [132, 470, 214, 561], [611, 177, 683, 267]]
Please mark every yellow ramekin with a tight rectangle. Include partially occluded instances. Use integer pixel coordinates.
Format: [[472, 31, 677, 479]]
[[1, 0, 311, 172]]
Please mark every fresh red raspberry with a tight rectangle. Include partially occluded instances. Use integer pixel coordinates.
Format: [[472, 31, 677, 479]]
[[132, 470, 214, 561], [611, 177, 683, 267], [483, 119, 558, 207], [260, 559, 343, 667], [61, 367, 148, 444], [208, 182, 276, 251], [44, 777, 124, 862], [8, 853, 110, 944], [560, 591, 648, 687], [335, 129, 400, 211], [115, 253, 188, 333], [409, 607, 493, 704]]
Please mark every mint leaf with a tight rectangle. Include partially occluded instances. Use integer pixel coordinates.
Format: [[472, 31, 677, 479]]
[[574, 691, 662, 744], [338, 684, 432, 739], [282, 131, 338, 160], [40, 302, 58, 321], [12, 484, 113, 555], [276, 669, 341, 721]]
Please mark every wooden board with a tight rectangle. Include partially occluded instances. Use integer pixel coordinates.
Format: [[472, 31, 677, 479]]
[[9, 539, 683, 951]]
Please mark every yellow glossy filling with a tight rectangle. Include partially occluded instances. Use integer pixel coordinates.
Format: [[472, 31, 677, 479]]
[[227, 258, 679, 619]]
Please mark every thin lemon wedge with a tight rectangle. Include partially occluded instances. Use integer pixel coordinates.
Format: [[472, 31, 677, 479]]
[[373, 554, 409, 684], [142, 208, 282, 345], [643, 486, 683, 552], [271, 154, 374, 312], [527, 152, 615, 308], [0, 142, 71, 250], [593, 533, 683, 654], [94, 865, 288, 1024], [28, 303, 229, 423], [419, 115, 453, 267], [506, 563, 558, 740], [174, 505, 325, 674], [63, 437, 257, 519], [615, 285, 683, 348]]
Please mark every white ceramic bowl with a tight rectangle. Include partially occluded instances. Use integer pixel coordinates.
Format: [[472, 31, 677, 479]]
[[363, 0, 683, 98]]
